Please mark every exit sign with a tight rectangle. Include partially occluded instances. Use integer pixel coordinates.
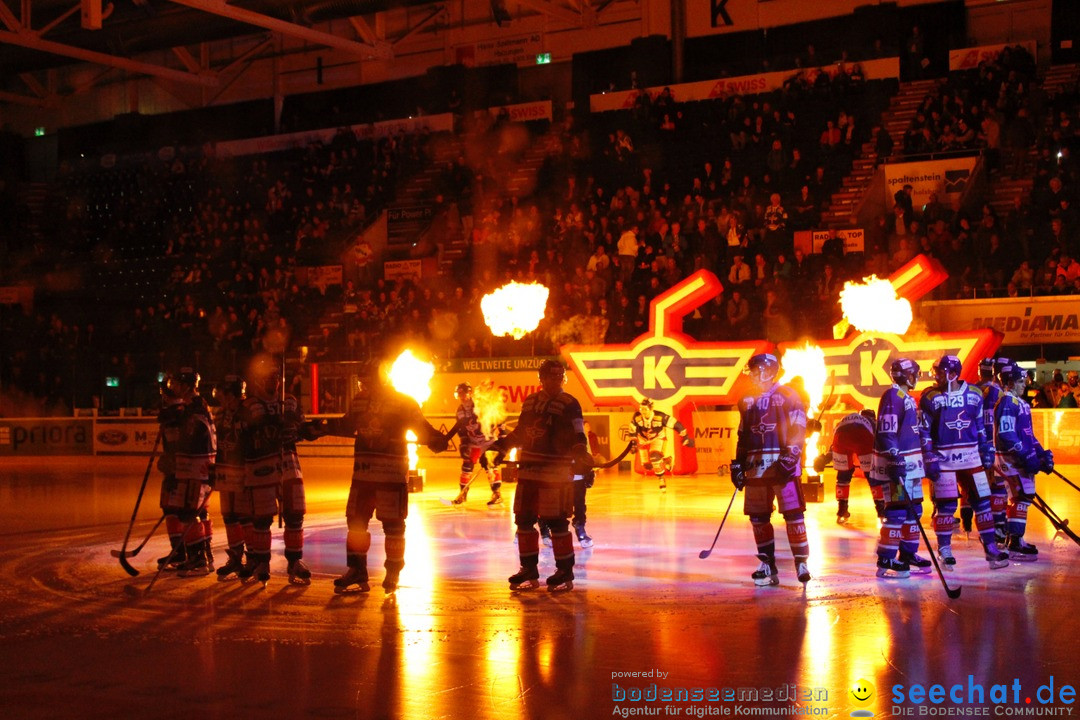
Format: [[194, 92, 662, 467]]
[[535, 53, 551, 65]]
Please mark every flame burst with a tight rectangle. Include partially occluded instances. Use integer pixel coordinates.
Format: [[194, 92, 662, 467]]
[[471, 380, 508, 440], [780, 343, 828, 475], [389, 349, 435, 407], [405, 430, 419, 471], [839, 276, 913, 334], [481, 282, 549, 339]]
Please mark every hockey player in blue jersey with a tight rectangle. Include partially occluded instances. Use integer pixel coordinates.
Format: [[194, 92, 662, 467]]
[[870, 358, 933, 578], [976, 356, 1011, 540], [730, 353, 811, 586], [447, 382, 504, 507], [920, 354, 1008, 570], [994, 362, 1054, 561]]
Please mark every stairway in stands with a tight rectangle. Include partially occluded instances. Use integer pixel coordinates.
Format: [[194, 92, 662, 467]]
[[985, 63, 1078, 218], [821, 78, 939, 228]]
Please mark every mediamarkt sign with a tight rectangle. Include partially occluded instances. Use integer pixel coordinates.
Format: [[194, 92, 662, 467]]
[[564, 256, 1002, 474]]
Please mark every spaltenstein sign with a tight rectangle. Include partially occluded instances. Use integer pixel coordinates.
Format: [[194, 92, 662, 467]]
[[563, 256, 1002, 474], [949, 41, 1037, 71], [918, 297, 1080, 346], [885, 157, 978, 211]]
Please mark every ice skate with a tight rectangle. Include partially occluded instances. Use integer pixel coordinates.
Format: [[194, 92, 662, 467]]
[[752, 554, 779, 587], [451, 486, 469, 505], [157, 544, 186, 571], [795, 560, 811, 584], [546, 567, 574, 592], [575, 524, 593, 549], [983, 541, 1010, 569], [937, 545, 956, 571], [177, 544, 212, 577], [486, 491, 502, 507], [899, 551, 932, 574], [382, 566, 401, 593], [253, 560, 271, 587], [236, 555, 260, 582], [508, 566, 540, 591], [333, 567, 370, 594], [1007, 536, 1038, 561], [960, 507, 973, 535], [658, 475, 667, 492], [287, 558, 312, 585], [837, 501, 850, 525], [216, 549, 245, 581], [876, 557, 911, 579]]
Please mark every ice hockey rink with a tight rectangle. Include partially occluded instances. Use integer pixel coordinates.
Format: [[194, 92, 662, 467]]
[[2, 455, 1079, 720]]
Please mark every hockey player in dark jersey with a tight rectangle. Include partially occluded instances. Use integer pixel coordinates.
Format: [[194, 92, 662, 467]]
[[212, 375, 249, 581], [870, 358, 933, 578], [157, 368, 217, 575], [920, 354, 1008, 570], [994, 362, 1054, 561], [975, 356, 1011, 540], [825, 409, 880, 523], [497, 359, 592, 592], [235, 356, 319, 586], [730, 353, 811, 586], [321, 361, 448, 593], [446, 382, 504, 507], [630, 398, 694, 491]]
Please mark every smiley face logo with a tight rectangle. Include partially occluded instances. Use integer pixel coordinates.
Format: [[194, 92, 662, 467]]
[[850, 678, 875, 707]]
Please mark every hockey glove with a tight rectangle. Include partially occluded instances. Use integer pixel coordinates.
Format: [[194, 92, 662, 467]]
[[280, 423, 299, 444], [812, 454, 829, 474], [1020, 450, 1041, 474], [681, 434, 695, 448], [572, 445, 596, 470], [428, 433, 450, 454], [298, 419, 325, 442], [730, 461, 746, 490], [777, 448, 801, 477], [206, 466, 217, 490], [979, 447, 995, 471], [887, 459, 906, 484], [806, 418, 823, 434], [1038, 449, 1054, 474], [923, 458, 941, 483], [584, 469, 596, 489]]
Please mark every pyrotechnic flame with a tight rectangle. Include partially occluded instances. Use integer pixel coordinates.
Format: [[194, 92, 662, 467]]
[[405, 429, 419, 471], [481, 282, 549, 340], [506, 447, 519, 463], [389, 349, 435, 406], [780, 344, 828, 416], [840, 276, 913, 334], [471, 380, 508, 441], [780, 343, 827, 475]]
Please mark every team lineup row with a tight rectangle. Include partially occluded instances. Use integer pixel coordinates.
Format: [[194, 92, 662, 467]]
[[133, 351, 1055, 594]]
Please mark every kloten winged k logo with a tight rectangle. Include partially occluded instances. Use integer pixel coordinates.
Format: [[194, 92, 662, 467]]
[[563, 256, 1002, 475]]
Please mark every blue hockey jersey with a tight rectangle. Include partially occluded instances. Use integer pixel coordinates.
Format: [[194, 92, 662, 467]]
[[872, 385, 926, 482], [736, 383, 807, 482], [994, 393, 1044, 474], [919, 382, 990, 471]]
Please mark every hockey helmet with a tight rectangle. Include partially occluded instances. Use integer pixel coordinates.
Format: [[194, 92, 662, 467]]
[[745, 353, 780, 385], [993, 356, 1012, 375], [860, 409, 876, 423], [455, 382, 473, 399], [889, 358, 919, 389], [538, 359, 565, 380], [998, 362, 1026, 393], [933, 355, 963, 387], [219, 374, 246, 399], [978, 357, 994, 380], [175, 367, 200, 390]]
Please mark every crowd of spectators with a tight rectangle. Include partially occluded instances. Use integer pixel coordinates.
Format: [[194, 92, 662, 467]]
[[1, 43, 1078, 417]]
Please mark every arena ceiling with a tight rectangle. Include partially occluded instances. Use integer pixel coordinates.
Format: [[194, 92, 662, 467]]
[[1, 0, 583, 106]]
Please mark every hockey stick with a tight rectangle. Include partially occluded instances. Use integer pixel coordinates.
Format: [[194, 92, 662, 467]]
[[699, 487, 739, 559], [115, 432, 162, 577], [1032, 493, 1080, 546], [111, 515, 166, 560], [1052, 469, 1080, 495], [914, 516, 962, 599], [438, 466, 487, 506], [594, 440, 635, 470]]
